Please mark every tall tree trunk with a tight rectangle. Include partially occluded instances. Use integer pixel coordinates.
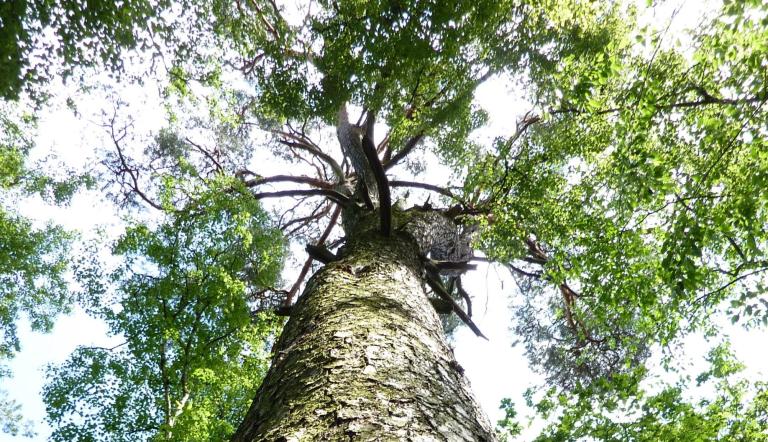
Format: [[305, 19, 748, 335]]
[[232, 221, 495, 441]]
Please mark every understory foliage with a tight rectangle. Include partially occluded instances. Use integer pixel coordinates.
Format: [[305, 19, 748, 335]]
[[0, 101, 90, 436], [0, 0, 767, 440], [504, 344, 768, 441], [44, 181, 285, 441]]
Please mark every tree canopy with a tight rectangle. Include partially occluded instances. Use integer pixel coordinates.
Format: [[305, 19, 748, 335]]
[[1, 0, 767, 439]]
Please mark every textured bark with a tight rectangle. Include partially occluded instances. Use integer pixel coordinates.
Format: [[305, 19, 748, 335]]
[[232, 220, 495, 441]]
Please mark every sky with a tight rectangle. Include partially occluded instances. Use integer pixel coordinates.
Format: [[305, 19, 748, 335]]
[[4, 0, 768, 440]]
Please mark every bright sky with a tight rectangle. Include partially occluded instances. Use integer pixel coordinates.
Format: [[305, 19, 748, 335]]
[[4, 1, 768, 440]]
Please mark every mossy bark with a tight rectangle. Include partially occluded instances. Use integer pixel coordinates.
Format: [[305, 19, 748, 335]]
[[232, 219, 495, 441]]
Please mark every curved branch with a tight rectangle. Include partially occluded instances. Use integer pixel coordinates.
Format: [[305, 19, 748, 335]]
[[251, 189, 350, 206], [274, 131, 344, 180], [390, 180, 463, 201], [455, 277, 473, 318], [362, 133, 391, 236], [282, 202, 331, 236], [383, 133, 424, 171], [184, 137, 224, 173], [244, 174, 333, 189]]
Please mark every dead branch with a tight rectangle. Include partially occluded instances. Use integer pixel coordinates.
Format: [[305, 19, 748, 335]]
[[251, 188, 350, 206], [244, 174, 333, 189], [284, 205, 343, 306], [425, 273, 487, 340]]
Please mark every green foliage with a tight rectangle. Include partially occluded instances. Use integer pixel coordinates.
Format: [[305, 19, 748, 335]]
[[496, 398, 523, 441], [44, 180, 285, 441], [0, 0, 171, 101], [0, 103, 79, 438], [4, 0, 768, 439], [0, 389, 34, 438], [470, 0, 768, 392], [524, 344, 768, 441]]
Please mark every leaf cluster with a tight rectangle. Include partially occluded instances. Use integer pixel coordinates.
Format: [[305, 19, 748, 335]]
[[45, 181, 285, 441]]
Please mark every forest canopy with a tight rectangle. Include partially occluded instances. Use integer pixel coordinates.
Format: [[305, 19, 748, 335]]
[[1, 0, 767, 439]]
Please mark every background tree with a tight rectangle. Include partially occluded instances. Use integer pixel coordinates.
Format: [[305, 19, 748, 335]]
[[512, 343, 768, 441], [44, 178, 285, 441], [0, 101, 92, 437]]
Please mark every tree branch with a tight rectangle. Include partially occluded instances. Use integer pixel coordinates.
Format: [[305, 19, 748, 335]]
[[390, 180, 463, 202], [361, 133, 391, 236], [383, 133, 424, 171], [105, 117, 164, 211], [244, 174, 333, 189], [251, 188, 350, 206], [284, 205, 343, 306], [425, 273, 487, 340], [273, 130, 344, 180]]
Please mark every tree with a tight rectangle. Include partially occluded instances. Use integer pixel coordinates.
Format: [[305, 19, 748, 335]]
[[3, 0, 768, 440], [517, 343, 768, 441], [0, 100, 92, 437], [43, 178, 285, 441]]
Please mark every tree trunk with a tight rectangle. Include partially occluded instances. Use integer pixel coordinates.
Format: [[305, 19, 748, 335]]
[[232, 220, 495, 441]]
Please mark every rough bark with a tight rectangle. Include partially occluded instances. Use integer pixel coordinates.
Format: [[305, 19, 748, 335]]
[[232, 218, 495, 441]]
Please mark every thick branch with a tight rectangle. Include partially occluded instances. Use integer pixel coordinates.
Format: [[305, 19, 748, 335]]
[[251, 188, 350, 206], [306, 244, 338, 264], [361, 133, 391, 236], [244, 174, 333, 189], [390, 180, 462, 201], [384, 133, 424, 171]]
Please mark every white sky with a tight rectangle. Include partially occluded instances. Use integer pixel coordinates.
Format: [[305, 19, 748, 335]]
[[4, 1, 768, 440]]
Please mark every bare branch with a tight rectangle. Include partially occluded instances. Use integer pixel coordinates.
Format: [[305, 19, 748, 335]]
[[273, 130, 344, 180], [251, 189, 350, 206], [282, 202, 330, 236], [184, 137, 224, 173], [455, 277, 473, 318], [284, 205, 343, 306], [244, 174, 333, 189], [425, 273, 487, 340], [390, 180, 463, 201], [361, 133, 391, 236], [105, 116, 164, 211]]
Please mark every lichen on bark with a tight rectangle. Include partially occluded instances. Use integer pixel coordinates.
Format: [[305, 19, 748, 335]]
[[232, 210, 494, 441]]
